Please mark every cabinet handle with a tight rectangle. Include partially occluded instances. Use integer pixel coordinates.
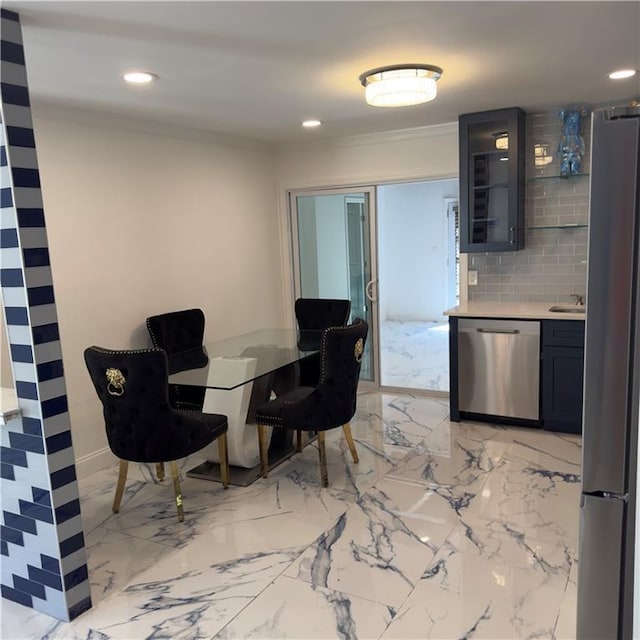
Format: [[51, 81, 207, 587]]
[[476, 328, 520, 334], [509, 227, 515, 244]]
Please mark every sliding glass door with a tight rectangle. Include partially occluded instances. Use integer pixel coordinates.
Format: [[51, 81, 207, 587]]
[[290, 180, 459, 392], [290, 188, 377, 383]]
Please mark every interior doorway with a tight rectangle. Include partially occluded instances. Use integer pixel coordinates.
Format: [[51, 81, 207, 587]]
[[377, 179, 459, 393]]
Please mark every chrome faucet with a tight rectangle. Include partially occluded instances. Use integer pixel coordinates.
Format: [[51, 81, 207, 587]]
[[571, 294, 585, 306]]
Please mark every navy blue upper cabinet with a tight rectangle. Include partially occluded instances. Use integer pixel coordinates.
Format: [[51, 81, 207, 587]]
[[459, 107, 526, 252]]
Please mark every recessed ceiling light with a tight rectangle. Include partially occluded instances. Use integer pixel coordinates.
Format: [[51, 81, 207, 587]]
[[302, 120, 322, 128], [123, 71, 158, 85], [608, 69, 637, 80]]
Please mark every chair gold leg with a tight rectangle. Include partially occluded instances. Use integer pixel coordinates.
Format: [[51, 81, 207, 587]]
[[343, 422, 359, 463], [155, 462, 165, 481], [296, 430, 303, 453], [112, 460, 129, 513], [170, 461, 184, 523], [257, 424, 269, 478], [217, 433, 230, 489], [317, 431, 329, 488]]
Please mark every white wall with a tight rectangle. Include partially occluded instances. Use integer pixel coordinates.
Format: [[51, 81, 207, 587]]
[[378, 179, 458, 322], [276, 124, 458, 190], [2, 113, 459, 477], [5, 104, 283, 477]]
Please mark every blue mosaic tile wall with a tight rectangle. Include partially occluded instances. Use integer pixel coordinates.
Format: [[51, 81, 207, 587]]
[[1, 8, 92, 621]]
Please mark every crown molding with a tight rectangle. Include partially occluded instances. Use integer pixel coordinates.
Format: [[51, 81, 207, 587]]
[[276, 121, 458, 153]]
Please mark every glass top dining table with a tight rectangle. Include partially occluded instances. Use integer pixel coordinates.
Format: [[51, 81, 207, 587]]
[[168, 328, 321, 390]]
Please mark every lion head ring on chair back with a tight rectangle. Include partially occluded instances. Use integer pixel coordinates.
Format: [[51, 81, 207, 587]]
[[84, 346, 229, 522], [254, 318, 368, 487]]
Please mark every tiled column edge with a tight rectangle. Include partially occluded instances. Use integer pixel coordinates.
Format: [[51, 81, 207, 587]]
[[1, 8, 92, 622]]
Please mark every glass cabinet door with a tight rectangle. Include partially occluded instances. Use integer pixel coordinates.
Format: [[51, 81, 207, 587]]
[[459, 107, 525, 252]]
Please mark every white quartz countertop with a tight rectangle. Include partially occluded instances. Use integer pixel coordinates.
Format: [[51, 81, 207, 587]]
[[0, 386, 21, 425], [444, 301, 586, 320]]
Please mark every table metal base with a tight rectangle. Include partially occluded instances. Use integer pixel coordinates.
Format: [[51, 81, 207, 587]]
[[187, 433, 317, 487]]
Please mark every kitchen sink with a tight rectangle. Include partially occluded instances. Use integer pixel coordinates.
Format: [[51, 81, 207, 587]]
[[549, 305, 586, 314]]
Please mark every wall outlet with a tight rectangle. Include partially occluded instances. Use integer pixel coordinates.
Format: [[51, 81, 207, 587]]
[[468, 270, 478, 286]]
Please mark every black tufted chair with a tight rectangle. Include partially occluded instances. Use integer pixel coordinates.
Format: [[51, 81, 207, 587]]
[[294, 298, 351, 387], [84, 346, 229, 522], [254, 319, 368, 487], [146, 308, 208, 411]]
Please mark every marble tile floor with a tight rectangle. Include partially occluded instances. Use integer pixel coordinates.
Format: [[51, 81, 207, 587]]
[[1, 392, 582, 639], [380, 320, 450, 392]]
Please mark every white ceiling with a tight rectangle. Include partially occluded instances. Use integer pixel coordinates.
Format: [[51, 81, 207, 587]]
[[5, 1, 640, 145]]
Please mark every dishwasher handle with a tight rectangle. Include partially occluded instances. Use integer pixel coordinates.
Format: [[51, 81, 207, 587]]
[[476, 328, 520, 334]]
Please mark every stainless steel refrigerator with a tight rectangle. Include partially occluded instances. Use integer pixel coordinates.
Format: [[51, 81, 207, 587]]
[[577, 105, 640, 639]]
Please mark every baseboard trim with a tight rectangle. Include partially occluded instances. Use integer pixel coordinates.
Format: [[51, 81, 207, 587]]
[[75, 446, 116, 480]]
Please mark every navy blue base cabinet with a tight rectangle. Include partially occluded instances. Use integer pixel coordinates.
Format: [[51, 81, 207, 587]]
[[541, 320, 585, 434]]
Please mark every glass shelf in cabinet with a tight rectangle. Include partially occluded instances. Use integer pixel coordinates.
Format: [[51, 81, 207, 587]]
[[471, 149, 510, 157], [473, 183, 509, 190], [527, 172, 590, 182]]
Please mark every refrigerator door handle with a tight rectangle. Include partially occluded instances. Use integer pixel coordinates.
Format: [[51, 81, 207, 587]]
[[577, 493, 625, 639], [582, 491, 629, 502], [601, 491, 628, 501]]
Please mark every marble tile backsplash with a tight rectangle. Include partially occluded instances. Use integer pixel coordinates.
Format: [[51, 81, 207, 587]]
[[468, 109, 590, 304]]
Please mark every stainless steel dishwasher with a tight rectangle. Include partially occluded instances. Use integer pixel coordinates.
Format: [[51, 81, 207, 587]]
[[457, 318, 540, 421]]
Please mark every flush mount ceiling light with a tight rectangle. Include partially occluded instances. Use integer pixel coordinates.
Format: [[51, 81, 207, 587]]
[[122, 71, 157, 85], [359, 64, 443, 108], [302, 119, 322, 128], [608, 69, 637, 80]]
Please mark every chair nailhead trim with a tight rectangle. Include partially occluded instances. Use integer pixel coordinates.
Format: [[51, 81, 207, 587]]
[[146, 319, 160, 348], [319, 319, 364, 381], [90, 346, 163, 356]]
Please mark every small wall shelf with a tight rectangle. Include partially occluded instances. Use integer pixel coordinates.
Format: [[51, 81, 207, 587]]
[[527, 223, 588, 230], [528, 172, 590, 182]]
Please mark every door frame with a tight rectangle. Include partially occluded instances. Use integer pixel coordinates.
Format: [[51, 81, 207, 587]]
[[288, 186, 380, 389], [444, 197, 460, 309]]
